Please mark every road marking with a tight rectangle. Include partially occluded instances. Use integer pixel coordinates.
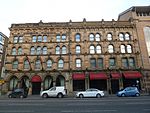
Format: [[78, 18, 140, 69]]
[[8, 103, 44, 106], [0, 110, 34, 113], [61, 109, 117, 113]]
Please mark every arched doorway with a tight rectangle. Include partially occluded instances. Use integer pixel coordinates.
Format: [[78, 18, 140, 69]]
[[9, 76, 18, 91], [43, 76, 53, 90], [31, 75, 42, 95], [56, 75, 65, 86], [21, 76, 29, 95]]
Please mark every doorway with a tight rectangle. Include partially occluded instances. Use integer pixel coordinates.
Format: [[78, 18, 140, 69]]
[[32, 82, 41, 95]]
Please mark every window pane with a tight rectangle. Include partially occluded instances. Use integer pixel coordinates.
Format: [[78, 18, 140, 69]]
[[122, 58, 128, 68], [62, 46, 67, 54], [43, 36, 47, 42], [89, 33, 94, 41], [12, 48, 16, 55], [76, 59, 81, 68], [19, 37, 23, 43], [129, 58, 135, 67], [108, 45, 114, 53], [32, 36, 37, 42], [90, 59, 96, 68], [18, 47, 22, 55], [58, 59, 64, 68], [56, 34, 61, 42], [62, 34, 66, 41], [109, 58, 115, 67], [95, 33, 100, 41], [35, 60, 41, 69], [90, 45, 95, 54], [107, 33, 112, 41], [37, 47, 41, 55], [119, 33, 124, 41], [75, 33, 80, 42], [96, 45, 101, 54], [56, 46, 60, 54], [47, 60, 52, 68], [14, 37, 18, 43], [76, 45, 81, 54], [121, 45, 126, 53], [125, 33, 130, 40], [37, 36, 42, 42], [43, 47, 47, 54], [30, 47, 35, 55], [98, 58, 103, 68], [12, 60, 18, 69], [24, 60, 29, 69], [127, 45, 132, 53]]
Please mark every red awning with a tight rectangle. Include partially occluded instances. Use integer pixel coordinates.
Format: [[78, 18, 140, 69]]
[[111, 73, 121, 79], [90, 72, 108, 80], [31, 75, 42, 82], [73, 73, 85, 80], [123, 71, 142, 79]]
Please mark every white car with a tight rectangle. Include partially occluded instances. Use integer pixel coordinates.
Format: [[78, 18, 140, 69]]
[[40, 86, 67, 98], [76, 88, 104, 98]]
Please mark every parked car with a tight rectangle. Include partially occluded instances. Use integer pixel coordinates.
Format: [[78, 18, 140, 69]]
[[40, 86, 67, 98], [117, 87, 140, 97], [76, 88, 104, 98], [8, 88, 27, 98]]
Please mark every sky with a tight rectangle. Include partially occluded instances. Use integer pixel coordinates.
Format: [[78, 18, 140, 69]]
[[0, 0, 149, 36]]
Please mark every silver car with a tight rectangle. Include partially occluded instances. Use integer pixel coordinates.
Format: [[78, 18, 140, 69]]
[[76, 88, 104, 98]]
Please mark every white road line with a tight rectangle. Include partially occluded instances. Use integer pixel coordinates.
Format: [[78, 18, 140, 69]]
[[0, 110, 34, 113], [61, 109, 117, 113]]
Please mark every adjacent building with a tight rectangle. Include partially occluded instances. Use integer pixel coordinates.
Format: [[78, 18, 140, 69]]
[[2, 6, 150, 95], [0, 32, 8, 79]]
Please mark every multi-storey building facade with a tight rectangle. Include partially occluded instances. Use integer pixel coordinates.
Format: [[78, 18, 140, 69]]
[[0, 32, 8, 79], [3, 18, 145, 95], [118, 6, 150, 92]]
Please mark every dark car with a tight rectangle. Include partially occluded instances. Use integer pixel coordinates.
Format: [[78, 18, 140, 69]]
[[117, 87, 140, 97], [8, 88, 28, 98]]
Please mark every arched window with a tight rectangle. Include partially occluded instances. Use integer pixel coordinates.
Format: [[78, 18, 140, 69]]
[[125, 33, 130, 40], [24, 59, 29, 69], [18, 47, 22, 55], [89, 33, 94, 41], [129, 57, 135, 67], [76, 58, 81, 68], [95, 33, 101, 41], [107, 33, 112, 41], [43, 36, 47, 42], [62, 46, 67, 54], [62, 34, 66, 41], [19, 37, 23, 43], [127, 45, 132, 53], [47, 59, 52, 69], [12, 47, 16, 55], [119, 33, 124, 41], [56, 34, 61, 42], [58, 59, 64, 68], [56, 46, 60, 54], [76, 45, 81, 54], [35, 59, 41, 69], [37, 46, 41, 55], [75, 33, 81, 42], [96, 45, 102, 54], [120, 45, 126, 53], [108, 45, 114, 53], [9, 76, 18, 90], [90, 45, 95, 54], [43, 46, 47, 54], [30, 47, 35, 55], [44, 76, 53, 90], [37, 35, 42, 42], [12, 60, 18, 69], [32, 36, 37, 42]]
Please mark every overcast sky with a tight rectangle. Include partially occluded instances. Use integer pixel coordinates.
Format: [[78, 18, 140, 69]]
[[0, 0, 149, 36]]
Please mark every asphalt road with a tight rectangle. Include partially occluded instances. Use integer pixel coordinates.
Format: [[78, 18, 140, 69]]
[[0, 96, 150, 113]]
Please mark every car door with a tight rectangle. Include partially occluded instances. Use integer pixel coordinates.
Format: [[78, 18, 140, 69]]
[[48, 87, 56, 97], [125, 87, 132, 96]]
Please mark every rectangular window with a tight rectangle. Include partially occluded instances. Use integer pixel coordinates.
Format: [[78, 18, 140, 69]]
[[76, 59, 81, 68], [109, 58, 115, 67], [90, 58, 96, 68], [97, 58, 103, 68], [129, 57, 135, 68], [122, 58, 128, 68]]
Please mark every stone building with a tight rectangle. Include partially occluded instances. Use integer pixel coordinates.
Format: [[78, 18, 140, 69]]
[[118, 6, 150, 93], [3, 18, 145, 95]]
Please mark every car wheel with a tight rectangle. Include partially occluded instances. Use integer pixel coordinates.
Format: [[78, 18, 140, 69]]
[[8, 95, 12, 98], [20, 95, 24, 99], [57, 93, 63, 98], [121, 93, 125, 97], [42, 93, 48, 98], [135, 93, 140, 97], [79, 94, 84, 98], [96, 94, 101, 98]]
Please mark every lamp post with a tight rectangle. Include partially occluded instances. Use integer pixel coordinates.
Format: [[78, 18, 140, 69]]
[[136, 80, 139, 90]]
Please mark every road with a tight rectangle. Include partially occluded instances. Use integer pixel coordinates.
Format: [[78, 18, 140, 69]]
[[0, 96, 150, 113]]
